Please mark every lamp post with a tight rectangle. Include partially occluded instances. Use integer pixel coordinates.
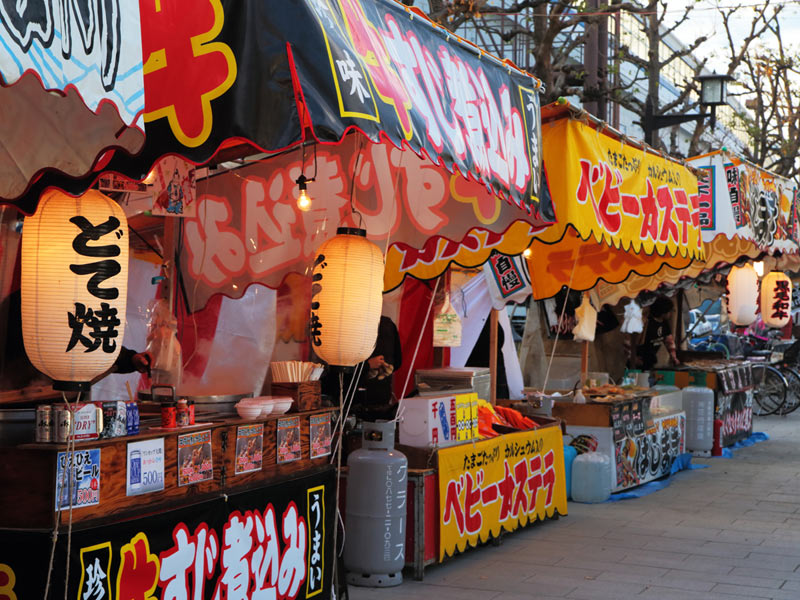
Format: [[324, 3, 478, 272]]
[[642, 72, 733, 146]]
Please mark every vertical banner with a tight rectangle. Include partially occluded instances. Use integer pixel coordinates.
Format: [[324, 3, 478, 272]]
[[437, 426, 567, 560]]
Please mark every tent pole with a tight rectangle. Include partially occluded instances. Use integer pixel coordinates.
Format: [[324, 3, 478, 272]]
[[490, 309, 498, 404], [581, 340, 589, 386]]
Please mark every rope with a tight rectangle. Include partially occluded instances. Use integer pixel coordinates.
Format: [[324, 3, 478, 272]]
[[43, 391, 81, 600], [541, 247, 582, 394], [394, 276, 441, 424]]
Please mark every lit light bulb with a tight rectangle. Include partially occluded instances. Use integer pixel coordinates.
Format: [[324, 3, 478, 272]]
[[753, 261, 765, 277], [296, 174, 313, 211], [297, 188, 312, 211], [522, 247, 532, 259]]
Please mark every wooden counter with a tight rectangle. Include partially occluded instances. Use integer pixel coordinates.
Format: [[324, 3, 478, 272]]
[[0, 407, 336, 531]]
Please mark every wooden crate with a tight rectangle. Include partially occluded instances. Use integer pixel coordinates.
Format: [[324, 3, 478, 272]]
[[272, 381, 322, 412]]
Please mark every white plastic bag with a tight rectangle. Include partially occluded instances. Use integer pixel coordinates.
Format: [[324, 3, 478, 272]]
[[621, 300, 644, 334], [145, 299, 182, 386], [572, 295, 597, 342]]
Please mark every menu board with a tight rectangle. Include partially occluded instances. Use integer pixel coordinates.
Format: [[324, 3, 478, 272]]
[[178, 430, 213, 486], [611, 405, 624, 443], [277, 417, 302, 463], [310, 413, 332, 459], [235, 424, 264, 475]]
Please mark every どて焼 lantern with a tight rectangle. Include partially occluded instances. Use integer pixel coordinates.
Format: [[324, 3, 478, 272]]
[[761, 271, 792, 328], [726, 264, 759, 327], [311, 227, 384, 367], [21, 190, 129, 391]]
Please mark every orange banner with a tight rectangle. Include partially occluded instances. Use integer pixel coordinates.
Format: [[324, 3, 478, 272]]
[[527, 228, 693, 300], [537, 117, 704, 260]]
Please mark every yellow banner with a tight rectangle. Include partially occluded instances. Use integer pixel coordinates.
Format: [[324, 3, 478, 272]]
[[438, 425, 567, 561], [538, 118, 704, 260]]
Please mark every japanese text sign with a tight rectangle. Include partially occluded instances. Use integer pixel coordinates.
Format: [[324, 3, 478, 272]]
[[0, 468, 335, 600], [538, 118, 704, 260], [688, 151, 799, 254], [180, 136, 549, 311], [437, 425, 567, 560]]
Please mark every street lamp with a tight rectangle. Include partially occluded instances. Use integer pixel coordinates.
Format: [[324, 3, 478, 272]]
[[643, 72, 733, 146]]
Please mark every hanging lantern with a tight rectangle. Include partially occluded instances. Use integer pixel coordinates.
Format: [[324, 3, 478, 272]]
[[761, 271, 792, 328], [311, 227, 383, 367], [21, 190, 129, 391], [726, 264, 759, 327]]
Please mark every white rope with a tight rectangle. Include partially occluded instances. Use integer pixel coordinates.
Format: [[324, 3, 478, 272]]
[[394, 276, 441, 424], [43, 391, 81, 600], [541, 248, 582, 394]]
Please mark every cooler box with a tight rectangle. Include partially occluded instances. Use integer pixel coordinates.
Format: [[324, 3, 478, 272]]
[[400, 395, 459, 448]]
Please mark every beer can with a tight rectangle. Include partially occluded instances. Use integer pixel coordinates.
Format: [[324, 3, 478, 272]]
[[126, 401, 140, 435], [35, 405, 52, 443], [55, 408, 73, 443], [95, 405, 104, 438]]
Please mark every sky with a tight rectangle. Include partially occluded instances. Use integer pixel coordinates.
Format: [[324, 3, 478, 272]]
[[666, 0, 800, 73]]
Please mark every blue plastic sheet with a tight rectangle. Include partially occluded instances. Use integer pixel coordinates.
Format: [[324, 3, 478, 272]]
[[715, 431, 769, 458], [605, 453, 708, 502]]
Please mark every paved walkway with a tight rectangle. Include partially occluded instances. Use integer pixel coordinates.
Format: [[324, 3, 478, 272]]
[[349, 414, 800, 599]]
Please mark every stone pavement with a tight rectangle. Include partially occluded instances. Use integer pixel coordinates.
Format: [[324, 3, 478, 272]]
[[348, 414, 800, 599]]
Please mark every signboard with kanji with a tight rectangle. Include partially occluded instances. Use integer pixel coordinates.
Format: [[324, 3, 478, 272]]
[[0, 468, 335, 600], [437, 426, 567, 560]]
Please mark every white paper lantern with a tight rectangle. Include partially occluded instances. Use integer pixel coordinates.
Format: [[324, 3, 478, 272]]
[[311, 227, 384, 367], [726, 264, 759, 327], [21, 190, 129, 391], [761, 271, 792, 328]]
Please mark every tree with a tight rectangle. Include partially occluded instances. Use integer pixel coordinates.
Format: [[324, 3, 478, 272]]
[[721, 5, 799, 179]]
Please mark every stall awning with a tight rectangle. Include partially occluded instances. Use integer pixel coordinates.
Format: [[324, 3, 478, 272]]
[[4, 0, 550, 224], [688, 150, 799, 255], [180, 135, 550, 311], [526, 103, 704, 299], [590, 236, 761, 307], [0, 3, 145, 205]]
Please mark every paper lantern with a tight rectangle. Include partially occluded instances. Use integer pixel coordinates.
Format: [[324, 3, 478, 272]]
[[726, 264, 759, 327], [311, 227, 384, 367], [761, 271, 792, 328], [21, 190, 129, 391]]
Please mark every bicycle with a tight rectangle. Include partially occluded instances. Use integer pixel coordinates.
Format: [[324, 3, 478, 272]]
[[741, 335, 797, 416], [749, 358, 788, 416]]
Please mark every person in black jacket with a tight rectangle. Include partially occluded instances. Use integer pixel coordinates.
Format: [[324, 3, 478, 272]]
[[320, 315, 402, 419]]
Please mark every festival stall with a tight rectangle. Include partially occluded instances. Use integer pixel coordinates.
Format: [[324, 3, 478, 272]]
[[481, 102, 705, 491], [0, 0, 568, 596]]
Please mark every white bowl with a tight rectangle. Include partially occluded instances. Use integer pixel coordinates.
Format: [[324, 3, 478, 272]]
[[271, 398, 294, 415], [236, 402, 262, 419], [248, 396, 275, 417]]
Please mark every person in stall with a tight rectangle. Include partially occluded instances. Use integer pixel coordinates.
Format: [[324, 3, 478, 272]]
[[628, 295, 680, 370], [320, 315, 402, 421]]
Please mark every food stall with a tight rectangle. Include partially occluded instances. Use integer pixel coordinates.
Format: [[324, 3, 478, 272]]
[[0, 0, 561, 596]]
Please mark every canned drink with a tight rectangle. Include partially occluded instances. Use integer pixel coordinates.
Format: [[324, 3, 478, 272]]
[[95, 405, 104, 438], [126, 402, 140, 435], [55, 408, 73, 443], [35, 405, 52, 443], [187, 400, 195, 425]]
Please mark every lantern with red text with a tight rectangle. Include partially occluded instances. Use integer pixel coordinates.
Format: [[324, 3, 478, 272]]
[[311, 228, 383, 367], [21, 190, 129, 391], [726, 264, 758, 327], [761, 271, 792, 328]]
